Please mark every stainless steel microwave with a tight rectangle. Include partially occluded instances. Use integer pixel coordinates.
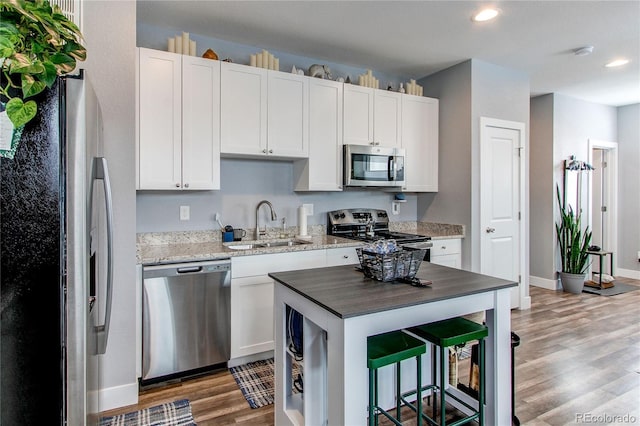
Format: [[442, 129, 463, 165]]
[[343, 144, 405, 187]]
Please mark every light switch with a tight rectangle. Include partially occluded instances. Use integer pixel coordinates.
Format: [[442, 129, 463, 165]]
[[303, 203, 314, 216], [180, 205, 190, 221]]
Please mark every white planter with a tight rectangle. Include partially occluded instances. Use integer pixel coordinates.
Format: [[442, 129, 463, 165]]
[[559, 272, 586, 294]]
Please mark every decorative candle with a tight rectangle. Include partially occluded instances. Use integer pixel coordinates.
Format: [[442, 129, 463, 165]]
[[175, 36, 182, 54], [268, 54, 274, 70], [189, 40, 196, 56], [274, 58, 280, 71], [250, 54, 257, 67], [168, 38, 175, 53], [262, 50, 269, 68], [182, 32, 189, 55], [359, 75, 364, 86], [256, 54, 263, 68]]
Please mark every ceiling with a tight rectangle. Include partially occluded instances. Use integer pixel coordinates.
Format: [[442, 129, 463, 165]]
[[137, 1, 640, 107]]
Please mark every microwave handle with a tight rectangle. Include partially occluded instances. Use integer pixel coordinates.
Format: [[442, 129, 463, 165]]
[[388, 156, 397, 181]]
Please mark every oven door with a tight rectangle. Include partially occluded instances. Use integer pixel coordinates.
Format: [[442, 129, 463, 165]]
[[344, 145, 405, 187]]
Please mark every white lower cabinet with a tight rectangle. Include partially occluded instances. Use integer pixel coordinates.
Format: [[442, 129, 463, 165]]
[[230, 250, 326, 359], [326, 247, 359, 266], [430, 238, 462, 269]]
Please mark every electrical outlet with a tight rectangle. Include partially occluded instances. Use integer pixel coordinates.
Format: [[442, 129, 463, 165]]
[[391, 201, 400, 215], [303, 203, 314, 216], [180, 205, 190, 221]]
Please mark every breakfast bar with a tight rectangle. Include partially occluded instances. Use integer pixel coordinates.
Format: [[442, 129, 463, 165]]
[[269, 263, 517, 425]]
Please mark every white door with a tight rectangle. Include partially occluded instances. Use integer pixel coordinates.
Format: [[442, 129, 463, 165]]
[[480, 118, 524, 308]]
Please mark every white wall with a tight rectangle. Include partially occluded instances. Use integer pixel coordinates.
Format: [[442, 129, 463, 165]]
[[617, 103, 640, 273], [83, 0, 138, 409]]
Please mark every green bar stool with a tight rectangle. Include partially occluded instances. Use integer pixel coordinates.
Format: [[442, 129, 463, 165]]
[[368, 330, 427, 426], [402, 317, 488, 426]]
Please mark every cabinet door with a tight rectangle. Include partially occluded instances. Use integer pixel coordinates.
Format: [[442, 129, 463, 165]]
[[294, 79, 343, 191], [267, 71, 309, 158], [430, 254, 461, 269], [401, 95, 439, 192], [220, 62, 267, 155], [230, 276, 274, 358], [343, 85, 374, 146], [137, 48, 182, 189], [373, 90, 402, 148], [182, 56, 221, 190]]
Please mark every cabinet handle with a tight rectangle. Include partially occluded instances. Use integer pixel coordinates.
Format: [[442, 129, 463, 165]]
[[262, 149, 267, 154], [269, 149, 273, 154], [441, 246, 447, 250], [184, 183, 189, 188], [486, 227, 496, 233], [175, 183, 180, 188], [343, 255, 349, 259]]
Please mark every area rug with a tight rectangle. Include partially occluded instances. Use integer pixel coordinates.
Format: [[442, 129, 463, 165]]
[[99, 399, 195, 426], [229, 358, 300, 409], [583, 282, 640, 296]]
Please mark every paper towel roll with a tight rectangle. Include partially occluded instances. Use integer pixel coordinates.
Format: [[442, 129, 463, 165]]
[[297, 205, 307, 237]]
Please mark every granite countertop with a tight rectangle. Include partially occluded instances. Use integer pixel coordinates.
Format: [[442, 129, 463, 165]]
[[269, 263, 516, 319], [137, 234, 362, 265]]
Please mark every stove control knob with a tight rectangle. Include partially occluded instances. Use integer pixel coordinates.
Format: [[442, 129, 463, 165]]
[[334, 214, 341, 220], [340, 213, 346, 218]]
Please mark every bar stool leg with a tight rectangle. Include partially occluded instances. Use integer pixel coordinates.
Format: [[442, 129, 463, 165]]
[[396, 362, 402, 422], [374, 369, 380, 426], [479, 339, 485, 426], [417, 354, 422, 426], [369, 367, 375, 426], [439, 345, 446, 426], [432, 344, 438, 419]]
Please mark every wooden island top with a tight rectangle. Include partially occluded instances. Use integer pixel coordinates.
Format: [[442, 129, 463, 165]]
[[269, 262, 516, 319]]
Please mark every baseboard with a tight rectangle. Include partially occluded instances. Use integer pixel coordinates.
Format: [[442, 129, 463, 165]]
[[96, 381, 139, 412], [228, 350, 274, 368], [617, 268, 640, 280], [518, 295, 532, 310], [529, 275, 561, 290]]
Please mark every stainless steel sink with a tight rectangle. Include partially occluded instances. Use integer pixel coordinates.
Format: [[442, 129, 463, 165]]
[[226, 239, 312, 250], [255, 239, 312, 248]]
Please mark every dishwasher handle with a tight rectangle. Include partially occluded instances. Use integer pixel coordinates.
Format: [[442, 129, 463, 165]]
[[143, 259, 231, 279]]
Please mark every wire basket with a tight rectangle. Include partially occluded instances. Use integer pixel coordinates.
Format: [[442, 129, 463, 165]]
[[356, 247, 426, 282]]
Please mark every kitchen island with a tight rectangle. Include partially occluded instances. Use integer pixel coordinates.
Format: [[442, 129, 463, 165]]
[[269, 262, 517, 425]]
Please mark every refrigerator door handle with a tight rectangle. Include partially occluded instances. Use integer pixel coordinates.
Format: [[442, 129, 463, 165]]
[[93, 157, 114, 355]]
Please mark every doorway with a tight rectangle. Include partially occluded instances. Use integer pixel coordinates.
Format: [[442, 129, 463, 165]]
[[588, 140, 618, 276]]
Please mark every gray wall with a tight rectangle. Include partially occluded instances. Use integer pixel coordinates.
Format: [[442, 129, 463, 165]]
[[418, 60, 530, 273], [529, 94, 620, 282], [83, 0, 137, 405], [617, 104, 640, 272], [136, 24, 418, 233], [529, 95, 555, 280], [137, 159, 417, 233]]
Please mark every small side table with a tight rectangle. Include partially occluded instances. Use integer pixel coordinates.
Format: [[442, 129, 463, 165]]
[[585, 250, 614, 289]]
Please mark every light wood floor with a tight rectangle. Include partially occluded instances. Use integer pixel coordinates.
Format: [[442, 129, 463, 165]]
[[101, 277, 640, 425]]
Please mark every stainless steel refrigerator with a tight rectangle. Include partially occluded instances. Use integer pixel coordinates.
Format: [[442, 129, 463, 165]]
[[1, 72, 113, 425]]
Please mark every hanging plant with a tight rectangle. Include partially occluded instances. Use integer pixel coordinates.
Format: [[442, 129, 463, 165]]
[[0, 0, 86, 128]]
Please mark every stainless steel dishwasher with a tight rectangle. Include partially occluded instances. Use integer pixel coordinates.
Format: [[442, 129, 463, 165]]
[[142, 259, 231, 384]]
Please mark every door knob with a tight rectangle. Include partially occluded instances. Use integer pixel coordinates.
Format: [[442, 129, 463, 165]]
[[486, 227, 496, 233]]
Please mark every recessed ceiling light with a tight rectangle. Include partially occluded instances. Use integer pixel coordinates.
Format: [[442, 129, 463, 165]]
[[472, 8, 500, 22], [605, 59, 630, 68]]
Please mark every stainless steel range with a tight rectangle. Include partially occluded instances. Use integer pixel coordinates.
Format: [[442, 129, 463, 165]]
[[327, 208, 432, 260]]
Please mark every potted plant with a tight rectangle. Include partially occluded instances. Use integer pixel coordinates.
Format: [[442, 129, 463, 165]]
[[555, 185, 592, 293], [0, 0, 86, 131]]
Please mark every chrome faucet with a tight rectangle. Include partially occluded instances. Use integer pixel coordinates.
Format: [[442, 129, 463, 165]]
[[255, 200, 277, 240]]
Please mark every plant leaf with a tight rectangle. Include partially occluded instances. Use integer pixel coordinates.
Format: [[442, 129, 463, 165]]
[[0, 35, 15, 58], [40, 62, 57, 87], [21, 74, 46, 98], [50, 52, 75, 74], [5, 97, 37, 128]]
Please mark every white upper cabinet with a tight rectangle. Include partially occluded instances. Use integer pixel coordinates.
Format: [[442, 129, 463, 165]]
[[401, 95, 439, 192], [220, 62, 309, 158], [137, 48, 220, 190], [343, 85, 401, 148], [294, 78, 343, 191]]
